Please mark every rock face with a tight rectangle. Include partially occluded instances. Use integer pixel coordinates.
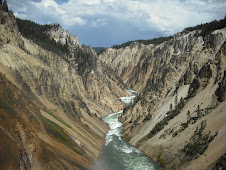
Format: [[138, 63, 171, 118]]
[[0, 8, 127, 169], [199, 63, 213, 78], [99, 42, 145, 86], [215, 70, 226, 102], [99, 27, 226, 169], [48, 25, 79, 46], [1, 2, 226, 169]]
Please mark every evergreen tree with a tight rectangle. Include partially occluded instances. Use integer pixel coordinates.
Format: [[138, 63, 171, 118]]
[[16, 18, 69, 57], [186, 110, 191, 121], [170, 103, 173, 113], [175, 93, 178, 113], [179, 97, 185, 110], [2, 0, 8, 11], [3, 0, 7, 6], [184, 16, 226, 38], [197, 105, 201, 117]]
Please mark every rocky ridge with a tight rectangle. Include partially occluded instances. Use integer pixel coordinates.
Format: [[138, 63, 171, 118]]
[[99, 26, 226, 169], [1, 2, 226, 169], [0, 6, 127, 169], [48, 25, 79, 46]]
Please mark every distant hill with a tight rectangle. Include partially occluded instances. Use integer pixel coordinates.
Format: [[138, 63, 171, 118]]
[[111, 36, 173, 49], [112, 16, 226, 49], [92, 47, 107, 54]]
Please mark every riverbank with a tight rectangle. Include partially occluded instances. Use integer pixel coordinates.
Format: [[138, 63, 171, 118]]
[[91, 89, 159, 170]]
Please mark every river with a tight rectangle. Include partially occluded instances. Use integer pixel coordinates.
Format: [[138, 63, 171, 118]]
[[91, 89, 160, 170]]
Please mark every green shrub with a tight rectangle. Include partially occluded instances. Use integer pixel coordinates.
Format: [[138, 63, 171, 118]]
[[45, 110, 71, 129], [182, 120, 217, 160], [41, 116, 85, 156], [16, 18, 69, 56]]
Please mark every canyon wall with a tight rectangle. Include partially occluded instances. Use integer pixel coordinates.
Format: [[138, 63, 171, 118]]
[[99, 27, 226, 169], [0, 3, 225, 169], [0, 8, 127, 169]]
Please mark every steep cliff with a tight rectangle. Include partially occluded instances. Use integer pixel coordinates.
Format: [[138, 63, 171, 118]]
[[99, 24, 226, 169], [0, 7, 127, 169], [48, 25, 79, 46], [1, 2, 226, 169]]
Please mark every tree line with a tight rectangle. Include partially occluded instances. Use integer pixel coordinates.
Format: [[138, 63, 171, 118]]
[[112, 16, 226, 49], [183, 16, 226, 38], [16, 18, 69, 56], [111, 36, 173, 49], [0, 0, 9, 12]]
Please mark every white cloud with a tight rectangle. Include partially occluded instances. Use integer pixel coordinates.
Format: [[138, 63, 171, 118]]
[[13, 12, 27, 18], [40, 0, 65, 14], [7, 0, 226, 46], [90, 18, 108, 27], [62, 15, 87, 26], [103, 0, 118, 2], [76, 0, 100, 5], [72, 17, 86, 24]]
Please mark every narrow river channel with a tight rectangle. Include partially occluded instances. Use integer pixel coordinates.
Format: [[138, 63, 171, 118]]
[[92, 89, 160, 170]]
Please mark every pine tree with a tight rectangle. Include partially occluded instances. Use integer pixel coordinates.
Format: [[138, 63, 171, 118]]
[[179, 97, 185, 110], [170, 103, 173, 113], [2, 0, 8, 11], [194, 63, 199, 75], [197, 105, 201, 117], [175, 92, 178, 113], [3, 0, 7, 6], [186, 110, 191, 121]]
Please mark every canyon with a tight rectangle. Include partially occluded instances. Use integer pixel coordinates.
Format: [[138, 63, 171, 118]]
[[99, 23, 226, 169], [0, 6, 126, 169], [0, 3, 226, 170]]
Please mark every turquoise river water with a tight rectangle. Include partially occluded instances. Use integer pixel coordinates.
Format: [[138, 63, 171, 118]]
[[91, 90, 160, 170]]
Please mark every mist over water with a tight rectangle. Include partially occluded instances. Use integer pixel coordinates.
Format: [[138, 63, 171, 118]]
[[91, 90, 159, 170]]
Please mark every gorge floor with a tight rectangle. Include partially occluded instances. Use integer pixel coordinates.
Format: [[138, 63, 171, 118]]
[[91, 91, 160, 170]]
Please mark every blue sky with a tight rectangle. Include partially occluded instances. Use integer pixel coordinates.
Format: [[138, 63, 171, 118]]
[[8, 0, 226, 47]]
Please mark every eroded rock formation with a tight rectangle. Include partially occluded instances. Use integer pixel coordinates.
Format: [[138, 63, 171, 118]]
[[0, 7, 127, 169], [99, 27, 226, 169]]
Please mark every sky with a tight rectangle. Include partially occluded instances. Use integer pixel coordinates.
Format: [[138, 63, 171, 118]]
[[7, 0, 226, 47]]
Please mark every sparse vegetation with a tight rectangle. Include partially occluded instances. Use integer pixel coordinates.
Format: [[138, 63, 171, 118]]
[[173, 103, 217, 138], [215, 70, 226, 102], [137, 97, 186, 144], [214, 55, 222, 84], [143, 114, 152, 122], [198, 63, 212, 79], [0, 99, 16, 117], [156, 153, 165, 167], [187, 76, 200, 98], [35, 54, 50, 66], [16, 18, 70, 56], [182, 120, 217, 160], [92, 47, 107, 55], [183, 16, 226, 38], [112, 16, 226, 50], [74, 47, 96, 76], [19, 40, 31, 55], [112, 36, 173, 49], [45, 110, 71, 129], [16, 18, 96, 76], [213, 153, 226, 170], [41, 116, 85, 156]]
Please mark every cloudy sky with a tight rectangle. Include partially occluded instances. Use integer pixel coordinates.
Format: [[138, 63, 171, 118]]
[[8, 0, 226, 47]]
